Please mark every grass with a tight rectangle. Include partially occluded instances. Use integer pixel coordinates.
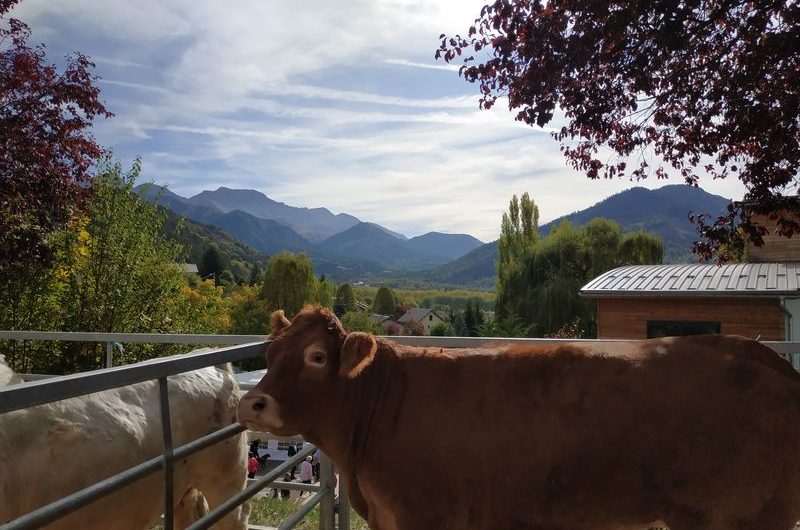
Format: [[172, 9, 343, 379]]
[[248, 495, 369, 530]]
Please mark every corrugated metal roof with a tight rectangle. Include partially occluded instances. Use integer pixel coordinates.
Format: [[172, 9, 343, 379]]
[[580, 263, 800, 298]]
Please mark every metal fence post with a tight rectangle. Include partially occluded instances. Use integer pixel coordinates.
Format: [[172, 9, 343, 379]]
[[337, 473, 350, 530], [319, 453, 335, 530], [158, 377, 175, 530]]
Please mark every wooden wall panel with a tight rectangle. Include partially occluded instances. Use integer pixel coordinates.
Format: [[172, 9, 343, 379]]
[[596, 297, 785, 340], [747, 213, 800, 262]]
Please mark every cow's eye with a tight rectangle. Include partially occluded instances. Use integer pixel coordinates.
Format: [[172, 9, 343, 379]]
[[311, 351, 326, 364]]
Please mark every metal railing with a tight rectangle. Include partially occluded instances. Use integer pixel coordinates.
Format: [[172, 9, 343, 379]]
[[2, 330, 799, 530]]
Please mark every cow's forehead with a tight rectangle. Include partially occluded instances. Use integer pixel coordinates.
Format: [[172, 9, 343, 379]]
[[276, 307, 346, 344]]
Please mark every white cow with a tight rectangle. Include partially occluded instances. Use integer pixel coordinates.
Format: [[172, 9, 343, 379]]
[[0, 354, 24, 386], [0, 363, 250, 530]]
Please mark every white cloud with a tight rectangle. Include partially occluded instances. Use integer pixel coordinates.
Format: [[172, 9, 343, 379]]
[[9, 0, 747, 243], [385, 58, 460, 72]]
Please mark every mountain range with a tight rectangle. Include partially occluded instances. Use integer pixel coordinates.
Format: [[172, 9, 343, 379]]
[[139, 183, 731, 287], [135, 185, 484, 277]]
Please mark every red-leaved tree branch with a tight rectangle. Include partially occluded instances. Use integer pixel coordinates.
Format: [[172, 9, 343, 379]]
[[1, 0, 112, 275], [437, 0, 799, 262]]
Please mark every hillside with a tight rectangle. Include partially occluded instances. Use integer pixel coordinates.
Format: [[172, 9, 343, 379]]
[[406, 232, 484, 261], [419, 241, 499, 289], [421, 185, 731, 286], [162, 209, 265, 282], [539, 185, 729, 262], [203, 210, 314, 255]]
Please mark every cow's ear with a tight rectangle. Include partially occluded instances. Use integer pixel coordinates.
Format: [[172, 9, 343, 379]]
[[269, 310, 291, 338], [339, 332, 377, 378]]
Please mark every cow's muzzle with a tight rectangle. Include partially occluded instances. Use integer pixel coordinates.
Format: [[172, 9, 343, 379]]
[[237, 392, 284, 432]]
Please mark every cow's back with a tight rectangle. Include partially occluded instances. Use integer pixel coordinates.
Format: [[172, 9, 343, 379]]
[[348, 335, 800, 530], [0, 365, 245, 530]]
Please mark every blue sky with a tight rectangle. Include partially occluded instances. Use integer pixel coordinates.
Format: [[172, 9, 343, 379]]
[[12, 0, 746, 242]]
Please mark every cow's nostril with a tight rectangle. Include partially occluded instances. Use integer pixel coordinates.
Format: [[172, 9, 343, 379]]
[[253, 399, 265, 412]]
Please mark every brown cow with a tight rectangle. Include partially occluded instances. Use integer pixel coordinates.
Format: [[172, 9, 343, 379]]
[[237, 306, 800, 530]]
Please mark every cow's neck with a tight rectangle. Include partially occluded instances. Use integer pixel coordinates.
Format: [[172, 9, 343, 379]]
[[306, 344, 406, 471]]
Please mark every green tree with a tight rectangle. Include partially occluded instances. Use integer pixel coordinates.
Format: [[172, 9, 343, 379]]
[[169, 280, 231, 336], [496, 215, 663, 338], [261, 252, 317, 317], [201, 244, 228, 284], [371, 287, 397, 315], [585, 218, 623, 278], [430, 322, 454, 336], [248, 261, 262, 286], [313, 276, 334, 308], [54, 158, 188, 371], [618, 232, 665, 266], [340, 311, 384, 334], [333, 283, 356, 316], [496, 193, 539, 319], [229, 284, 270, 335]]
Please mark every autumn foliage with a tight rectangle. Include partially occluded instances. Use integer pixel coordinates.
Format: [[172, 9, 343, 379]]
[[437, 0, 800, 262], [1, 0, 111, 275]]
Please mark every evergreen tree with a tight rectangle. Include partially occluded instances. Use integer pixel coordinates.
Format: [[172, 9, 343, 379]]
[[248, 261, 262, 286], [201, 244, 228, 284], [473, 299, 485, 333], [333, 283, 356, 316], [313, 276, 334, 308], [463, 303, 476, 337]]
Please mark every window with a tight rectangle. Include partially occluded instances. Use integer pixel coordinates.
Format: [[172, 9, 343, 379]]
[[429, 315, 433, 321], [647, 320, 721, 338]]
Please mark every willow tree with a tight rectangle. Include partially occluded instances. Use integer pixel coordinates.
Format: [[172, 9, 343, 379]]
[[261, 252, 317, 318], [497, 218, 663, 337], [619, 232, 665, 265]]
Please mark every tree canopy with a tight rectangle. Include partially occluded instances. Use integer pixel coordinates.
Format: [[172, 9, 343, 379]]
[[333, 283, 356, 316], [371, 287, 397, 316], [496, 192, 538, 317], [493, 193, 664, 336], [261, 252, 317, 317], [438, 0, 800, 262]]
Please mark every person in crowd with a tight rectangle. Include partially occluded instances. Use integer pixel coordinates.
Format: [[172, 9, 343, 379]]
[[287, 443, 297, 479], [298, 455, 314, 498], [280, 472, 292, 500], [247, 453, 259, 479], [312, 448, 321, 480]]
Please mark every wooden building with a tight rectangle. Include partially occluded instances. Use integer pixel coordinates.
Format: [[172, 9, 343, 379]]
[[581, 211, 800, 340], [580, 263, 800, 340]]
